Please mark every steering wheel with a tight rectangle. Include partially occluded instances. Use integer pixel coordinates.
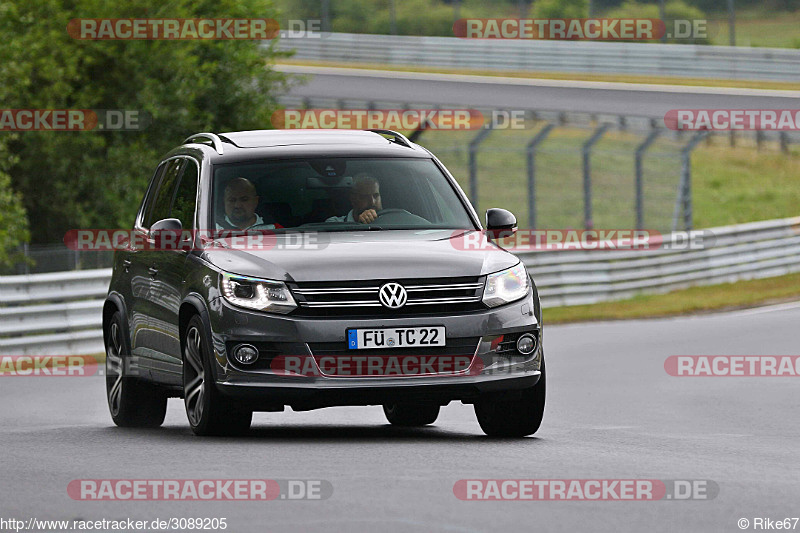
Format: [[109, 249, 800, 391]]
[[371, 208, 429, 225]]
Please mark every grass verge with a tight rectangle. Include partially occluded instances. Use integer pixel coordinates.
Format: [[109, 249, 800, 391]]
[[413, 127, 800, 231], [544, 271, 800, 324]]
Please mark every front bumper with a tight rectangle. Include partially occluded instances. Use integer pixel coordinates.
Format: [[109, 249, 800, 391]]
[[206, 291, 542, 410]]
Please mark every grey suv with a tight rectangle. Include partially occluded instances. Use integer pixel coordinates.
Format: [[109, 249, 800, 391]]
[[103, 129, 545, 437]]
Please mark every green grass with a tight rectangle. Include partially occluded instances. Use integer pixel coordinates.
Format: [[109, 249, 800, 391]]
[[693, 141, 800, 228], [411, 125, 800, 231], [709, 10, 800, 48], [545, 271, 800, 323]]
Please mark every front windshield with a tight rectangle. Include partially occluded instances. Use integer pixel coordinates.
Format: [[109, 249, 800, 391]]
[[211, 157, 476, 232]]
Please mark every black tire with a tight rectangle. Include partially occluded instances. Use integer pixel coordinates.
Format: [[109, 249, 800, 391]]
[[183, 315, 252, 436], [474, 358, 546, 437], [383, 402, 440, 427], [105, 311, 167, 428]]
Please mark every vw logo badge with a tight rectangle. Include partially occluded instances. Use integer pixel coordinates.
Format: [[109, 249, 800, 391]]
[[378, 282, 407, 309]]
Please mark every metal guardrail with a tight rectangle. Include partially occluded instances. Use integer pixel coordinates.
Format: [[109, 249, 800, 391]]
[[0, 269, 108, 355], [521, 216, 800, 306], [278, 32, 800, 82], [2, 215, 800, 354]]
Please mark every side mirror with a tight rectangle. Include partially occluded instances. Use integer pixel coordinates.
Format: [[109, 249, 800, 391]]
[[485, 208, 517, 233], [150, 218, 182, 233]]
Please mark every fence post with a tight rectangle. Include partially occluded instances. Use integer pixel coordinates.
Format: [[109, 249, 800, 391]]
[[468, 126, 493, 214], [582, 123, 611, 229], [780, 131, 789, 154], [672, 131, 708, 231], [525, 123, 555, 229], [634, 126, 661, 229], [321, 0, 331, 32]]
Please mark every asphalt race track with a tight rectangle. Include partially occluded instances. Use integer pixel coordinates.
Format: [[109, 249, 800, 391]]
[[276, 65, 800, 118], [2, 303, 799, 532]]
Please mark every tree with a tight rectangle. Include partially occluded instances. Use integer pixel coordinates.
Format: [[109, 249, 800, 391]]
[[533, 0, 589, 19], [0, 0, 290, 243], [0, 138, 29, 269]]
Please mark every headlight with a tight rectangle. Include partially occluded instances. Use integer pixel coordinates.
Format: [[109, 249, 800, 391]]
[[220, 274, 297, 314], [482, 262, 530, 308]]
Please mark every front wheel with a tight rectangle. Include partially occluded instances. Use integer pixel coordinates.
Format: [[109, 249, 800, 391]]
[[383, 403, 440, 427], [183, 315, 252, 436], [105, 312, 167, 428], [474, 358, 546, 437]]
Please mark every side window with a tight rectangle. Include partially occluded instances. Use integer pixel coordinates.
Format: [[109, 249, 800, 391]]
[[144, 159, 184, 228], [171, 159, 199, 231], [137, 162, 167, 229]]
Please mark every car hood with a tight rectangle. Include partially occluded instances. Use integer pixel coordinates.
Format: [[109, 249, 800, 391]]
[[202, 229, 518, 282]]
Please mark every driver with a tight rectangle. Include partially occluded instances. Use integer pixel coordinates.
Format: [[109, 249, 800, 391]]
[[216, 177, 281, 230], [326, 174, 382, 224]]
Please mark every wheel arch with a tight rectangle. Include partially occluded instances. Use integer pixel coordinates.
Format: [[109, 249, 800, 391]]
[[103, 292, 130, 348], [178, 294, 220, 369]]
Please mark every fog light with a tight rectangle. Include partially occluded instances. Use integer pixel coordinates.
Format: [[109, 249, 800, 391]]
[[232, 344, 259, 365], [516, 334, 537, 355]]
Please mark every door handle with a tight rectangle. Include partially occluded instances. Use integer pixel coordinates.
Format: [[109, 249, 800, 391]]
[[148, 266, 158, 277], [122, 259, 131, 272]]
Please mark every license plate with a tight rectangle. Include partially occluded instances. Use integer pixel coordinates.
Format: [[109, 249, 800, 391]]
[[347, 327, 445, 350]]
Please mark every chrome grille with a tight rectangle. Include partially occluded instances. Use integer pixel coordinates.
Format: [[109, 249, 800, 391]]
[[289, 276, 486, 316]]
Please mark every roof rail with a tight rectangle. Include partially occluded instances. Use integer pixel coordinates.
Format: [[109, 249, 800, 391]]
[[183, 132, 225, 155], [367, 129, 413, 148]]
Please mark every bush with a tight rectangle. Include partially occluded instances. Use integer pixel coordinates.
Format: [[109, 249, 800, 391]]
[[0, 139, 29, 268], [533, 0, 589, 19], [604, 0, 710, 44]]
